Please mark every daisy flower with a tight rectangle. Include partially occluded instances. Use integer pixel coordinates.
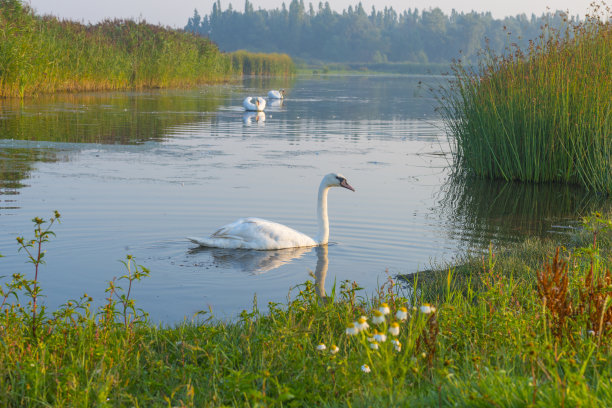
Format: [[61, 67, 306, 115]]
[[361, 364, 371, 373], [345, 322, 359, 336], [316, 344, 326, 351], [379, 303, 391, 315], [372, 309, 385, 324], [391, 339, 402, 352], [355, 316, 369, 331], [420, 304, 436, 314], [373, 332, 387, 343], [388, 322, 400, 336], [369, 342, 379, 350], [330, 345, 339, 354], [395, 306, 408, 321]]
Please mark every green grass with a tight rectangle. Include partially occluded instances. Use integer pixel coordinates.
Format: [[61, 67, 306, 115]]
[[0, 0, 294, 98], [438, 5, 611, 194], [1, 212, 611, 406]]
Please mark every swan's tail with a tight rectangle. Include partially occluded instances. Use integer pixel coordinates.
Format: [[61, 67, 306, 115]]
[[187, 237, 212, 247]]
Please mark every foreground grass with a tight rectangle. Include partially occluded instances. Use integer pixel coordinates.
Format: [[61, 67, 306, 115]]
[[438, 4, 611, 194], [1, 212, 611, 406], [0, 0, 294, 97]]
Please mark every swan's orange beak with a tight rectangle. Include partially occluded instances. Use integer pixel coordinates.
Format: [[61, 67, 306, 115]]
[[340, 179, 355, 192]]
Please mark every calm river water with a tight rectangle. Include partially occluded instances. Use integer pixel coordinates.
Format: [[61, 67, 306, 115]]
[[0, 75, 607, 323]]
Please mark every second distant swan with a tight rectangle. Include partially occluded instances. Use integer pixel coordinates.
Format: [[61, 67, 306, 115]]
[[243, 96, 266, 111], [268, 89, 285, 99], [187, 173, 355, 250]]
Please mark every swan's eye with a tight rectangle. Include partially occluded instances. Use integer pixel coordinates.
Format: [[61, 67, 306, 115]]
[[336, 176, 345, 183]]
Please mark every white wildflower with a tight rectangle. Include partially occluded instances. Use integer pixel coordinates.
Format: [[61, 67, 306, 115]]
[[379, 303, 391, 315], [395, 306, 408, 321], [361, 364, 371, 373], [370, 342, 379, 350], [345, 322, 359, 336], [373, 332, 387, 343], [355, 316, 369, 331], [316, 343, 326, 351], [420, 304, 436, 314], [330, 345, 339, 354], [388, 322, 400, 336], [372, 309, 385, 324]]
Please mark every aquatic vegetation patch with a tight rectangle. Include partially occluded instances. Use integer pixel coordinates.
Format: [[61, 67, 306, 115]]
[[438, 3, 611, 194]]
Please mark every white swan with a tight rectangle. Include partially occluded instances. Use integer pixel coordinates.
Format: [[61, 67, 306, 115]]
[[267, 89, 285, 99], [243, 96, 266, 111], [187, 173, 355, 250]]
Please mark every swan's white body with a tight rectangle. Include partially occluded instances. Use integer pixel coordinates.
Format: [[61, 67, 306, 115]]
[[267, 89, 285, 99], [243, 96, 266, 111], [187, 173, 355, 250]]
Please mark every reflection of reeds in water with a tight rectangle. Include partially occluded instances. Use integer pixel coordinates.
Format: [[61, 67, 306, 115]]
[[0, 91, 230, 144], [0, 147, 62, 214], [0, 90, 233, 194], [438, 172, 612, 247], [0, 148, 59, 189]]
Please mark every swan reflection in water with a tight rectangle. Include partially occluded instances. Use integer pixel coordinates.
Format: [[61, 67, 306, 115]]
[[188, 245, 312, 274], [313, 245, 329, 302], [267, 98, 284, 109], [188, 244, 331, 302], [242, 111, 266, 126]]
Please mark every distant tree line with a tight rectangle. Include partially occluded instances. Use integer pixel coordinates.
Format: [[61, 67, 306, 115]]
[[185, 0, 573, 64]]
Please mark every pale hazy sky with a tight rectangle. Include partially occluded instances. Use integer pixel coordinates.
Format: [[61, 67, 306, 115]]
[[25, 0, 600, 28]]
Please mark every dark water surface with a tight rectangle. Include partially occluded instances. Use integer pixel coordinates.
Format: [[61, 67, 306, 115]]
[[0, 76, 607, 323]]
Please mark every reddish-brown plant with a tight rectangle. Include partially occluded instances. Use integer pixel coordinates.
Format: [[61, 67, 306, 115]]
[[536, 247, 572, 338]]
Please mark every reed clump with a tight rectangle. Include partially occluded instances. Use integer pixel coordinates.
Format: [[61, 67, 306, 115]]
[[0, 0, 294, 97], [231, 50, 296, 76], [439, 2, 611, 194]]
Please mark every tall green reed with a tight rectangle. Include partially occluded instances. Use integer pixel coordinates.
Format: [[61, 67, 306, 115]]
[[438, 2, 611, 194], [0, 0, 294, 98]]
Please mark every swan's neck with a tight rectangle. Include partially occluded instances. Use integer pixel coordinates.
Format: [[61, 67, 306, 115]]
[[315, 182, 330, 245]]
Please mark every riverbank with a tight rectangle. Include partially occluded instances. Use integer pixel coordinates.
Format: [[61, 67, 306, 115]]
[[0, 1, 294, 98], [1, 211, 610, 406]]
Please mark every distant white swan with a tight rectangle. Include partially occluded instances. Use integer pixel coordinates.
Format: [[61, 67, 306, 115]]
[[187, 173, 355, 250], [267, 89, 285, 99], [243, 97, 266, 111]]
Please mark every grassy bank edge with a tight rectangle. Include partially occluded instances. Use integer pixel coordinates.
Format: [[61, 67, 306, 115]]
[[0, 210, 611, 406]]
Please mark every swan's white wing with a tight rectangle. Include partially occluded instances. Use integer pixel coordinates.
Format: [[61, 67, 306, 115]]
[[256, 97, 266, 110], [243, 97, 255, 110], [243, 97, 266, 111], [188, 218, 317, 250]]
